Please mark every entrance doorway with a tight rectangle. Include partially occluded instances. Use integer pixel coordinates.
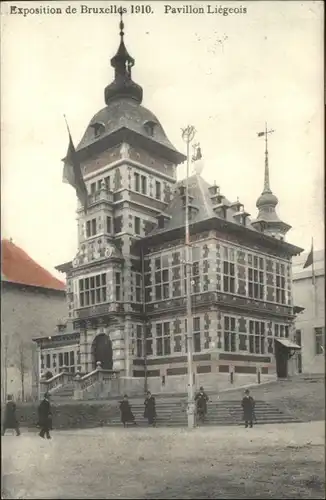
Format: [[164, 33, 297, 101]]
[[92, 334, 113, 370], [275, 340, 288, 378]]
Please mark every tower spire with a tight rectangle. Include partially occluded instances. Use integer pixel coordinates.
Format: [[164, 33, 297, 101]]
[[252, 124, 291, 239], [104, 10, 143, 105], [261, 122, 274, 193]]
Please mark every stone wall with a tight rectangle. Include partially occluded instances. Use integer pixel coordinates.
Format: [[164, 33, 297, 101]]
[[2, 402, 118, 430], [117, 371, 276, 397], [1, 284, 67, 402]]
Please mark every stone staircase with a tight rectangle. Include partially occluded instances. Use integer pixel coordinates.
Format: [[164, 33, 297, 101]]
[[49, 383, 75, 401], [104, 399, 301, 428]]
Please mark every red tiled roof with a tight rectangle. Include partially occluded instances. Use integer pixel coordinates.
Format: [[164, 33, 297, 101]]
[[1, 239, 66, 291]]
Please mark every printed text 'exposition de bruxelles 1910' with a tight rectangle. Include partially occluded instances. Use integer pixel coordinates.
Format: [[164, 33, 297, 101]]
[[9, 4, 248, 18]]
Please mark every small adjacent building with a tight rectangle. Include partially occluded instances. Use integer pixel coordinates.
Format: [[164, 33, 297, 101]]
[[35, 18, 304, 397], [292, 249, 325, 374], [1, 239, 67, 401]]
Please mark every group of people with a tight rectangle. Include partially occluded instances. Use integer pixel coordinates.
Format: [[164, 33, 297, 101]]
[[194, 386, 256, 428], [119, 390, 157, 427], [2, 393, 53, 439], [2, 387, 256, 435]]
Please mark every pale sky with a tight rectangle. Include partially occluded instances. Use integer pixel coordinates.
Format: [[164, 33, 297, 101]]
[[1, 1, 324, 280]]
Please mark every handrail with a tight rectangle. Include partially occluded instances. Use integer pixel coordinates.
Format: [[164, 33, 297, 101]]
[[40, 372, 63, 385]]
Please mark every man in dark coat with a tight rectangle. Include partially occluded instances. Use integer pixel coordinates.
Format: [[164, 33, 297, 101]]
[[241, 389, 255, 428], [195, 386, 209, 423], [38, 393, 52, 439], [2, 395, 21, 436], [119, 395, 137, 427], [144, 391, 156, 426]]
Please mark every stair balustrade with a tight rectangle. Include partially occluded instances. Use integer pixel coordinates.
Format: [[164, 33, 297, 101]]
[[73, 362, 120, 399], [40, 366, 75, 395]]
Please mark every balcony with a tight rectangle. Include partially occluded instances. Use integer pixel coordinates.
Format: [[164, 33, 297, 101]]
[[75, 302, 125, 319], [145, 292, 292, 318]]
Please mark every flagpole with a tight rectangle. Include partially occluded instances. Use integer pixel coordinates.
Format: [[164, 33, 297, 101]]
[[311, 237, 317, 317], [181, 124, 196, 429]]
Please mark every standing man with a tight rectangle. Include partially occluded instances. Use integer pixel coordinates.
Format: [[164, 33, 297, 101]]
[[144, 391, 156, 427], [195, 386, 209, 424], [38, 392, 52, 439], [241, 389, 255, 428], [2, 395, 21, 436]]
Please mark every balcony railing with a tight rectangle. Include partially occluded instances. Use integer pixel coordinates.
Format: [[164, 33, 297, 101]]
[[88, 190, 113, 205]]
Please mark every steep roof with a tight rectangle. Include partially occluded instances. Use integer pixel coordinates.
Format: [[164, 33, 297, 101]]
[[149, 174, 256, 236], [1, 239, 66, 291]]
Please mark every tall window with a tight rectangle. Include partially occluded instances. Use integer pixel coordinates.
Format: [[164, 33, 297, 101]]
[[46, 354, 51, 368], [155, 181, 161, 200], [79, 274, 107, 307], [141, 175, 147, 195], [134, 173, 140, 192], [248, 255, 264, 300], [223, 261, 235, 293], [173, 319, 182, 353], [202, 259, 210, 291], [113, 216, 122, 234], [275, 262, 286, 304], [69, 352, 75, 373], [156, 322, 171, 356], [135, 217, 141, 235], [106, 216, 112, 233], [154, 255, 169, 300], [86, 218, 97, 237], [135, 274, 142, 302], [224, 316, 237, 352], [193, 317, 201, 352], [105, 176, 111, 191], [145, 324, 153, 355], [172, 251, 181, 297], [90, 182, 96, 194], [315, 327, 324, 355], [249, 321, 265, 354], [115, 272, 121, 301], [274, 324, 289, 338], [144, 259, 152, 302], [189, 246, 201, 294], [136, 325, 143, 357], [191, 261, 200, 293]]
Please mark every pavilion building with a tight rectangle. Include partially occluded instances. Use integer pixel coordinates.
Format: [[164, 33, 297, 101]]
[[33, 18, 303, 397]]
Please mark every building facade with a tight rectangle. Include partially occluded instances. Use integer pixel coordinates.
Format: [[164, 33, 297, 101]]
[[292, 249, 325, 374], [1, 239, 67, 401], [36, 18, 304, 395]]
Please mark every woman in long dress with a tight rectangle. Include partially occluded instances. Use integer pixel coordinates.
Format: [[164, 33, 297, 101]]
[[119, 395, 137, 427]]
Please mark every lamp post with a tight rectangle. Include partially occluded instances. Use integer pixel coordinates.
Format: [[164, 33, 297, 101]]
[[181, 125, 196, 428]]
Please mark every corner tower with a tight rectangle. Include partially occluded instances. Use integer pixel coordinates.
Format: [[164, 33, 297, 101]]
[[251, 124, 291, 240], [63, 13, 186, 377]]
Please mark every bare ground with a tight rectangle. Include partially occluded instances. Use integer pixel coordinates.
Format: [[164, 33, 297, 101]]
[[1, 421, 325, 499]]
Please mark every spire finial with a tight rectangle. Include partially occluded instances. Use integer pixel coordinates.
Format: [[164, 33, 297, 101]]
[[119, 7, 124, 40], [104, 9, 143, 105], [257, 123, 275, 193], [253, 124, 291, 238]]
